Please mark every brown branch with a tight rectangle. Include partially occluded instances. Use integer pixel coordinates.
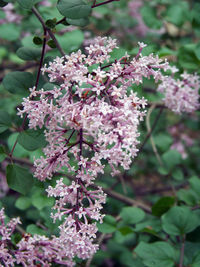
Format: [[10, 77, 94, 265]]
[[32, 7, 65, 57], [92, 0, 120, 8], [101, 187, 151, 213]]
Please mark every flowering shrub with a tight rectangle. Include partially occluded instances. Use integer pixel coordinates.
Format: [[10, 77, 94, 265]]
[[0, 0, 200, 267]]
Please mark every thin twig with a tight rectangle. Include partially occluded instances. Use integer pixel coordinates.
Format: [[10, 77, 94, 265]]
[[32, 7, 65, 57], [179, 235, 185, 267], [92, 0, 120, 8], [99, 186, 151, 213], [146, 104, 163, 166], [47, 29, 65, 57], [92, 0, 97, 7], [137, 107, 164, 158]]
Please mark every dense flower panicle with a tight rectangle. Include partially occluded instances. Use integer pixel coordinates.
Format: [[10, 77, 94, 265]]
[[0, 208, 75, 266], [158, 72, 200, 114], [15, 234, 75, 267], [0, 208, 20, 266], [17, 37, 200, 265]]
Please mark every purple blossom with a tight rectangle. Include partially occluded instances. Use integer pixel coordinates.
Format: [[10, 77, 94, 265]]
[[17, 36, 200, 264], [158, 72, 200, 114]]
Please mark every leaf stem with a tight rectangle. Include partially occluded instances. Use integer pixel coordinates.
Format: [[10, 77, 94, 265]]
[[179, 235, 185, 267]]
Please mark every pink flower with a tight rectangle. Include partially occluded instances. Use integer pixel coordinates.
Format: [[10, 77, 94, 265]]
[[158, 72, 200, 114]]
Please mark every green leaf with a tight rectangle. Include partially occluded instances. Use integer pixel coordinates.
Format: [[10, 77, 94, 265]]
[[57, 0, 91, 19], [118, 226, 134, 236], [45, 19, 57, 29], [0, 23, 20, 41], [0, 145, 6, 162], [189, 176, 200, 197], [6, 164, 35, 195], [33, 36, 43, 45], [194, 43, 200, 60], [162, 150, 182, 169], [0, 0, 8, 7], [152, 197, 175, 217], [110, 48, 126, 61], [177, 189, 198, 206], [16, 47, 41, 61], [8, 133, 29, 158], [47, 40, 57, 49], [3, 71, 34, 95], [158, 47, 177, 57], [55, 30, 84, 53], [15, 196, 31, 210], [17, 129, 47, 151], [32, 195, 54, 210], [178, 45, 200, 70], [0, 110, 11, 133], [140, 5, 162, 29], [172, 169, 184, 181], [66, 17, 89, 27], [154, 134, 173, 152], [97, 215, 117, 233], [161, 206, 200, 236], [17, 0, 40, 9], [135, 241, 176, 267], [26, 224, 46, 235], [165, 4, 187, 26], [120, 207, 145, 224], [192, 252, 200, 267]]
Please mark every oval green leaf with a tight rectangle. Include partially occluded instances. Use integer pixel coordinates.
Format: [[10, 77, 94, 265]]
[[152, 196, 175, 217], [135, 241, 176, 267], [3, 71, 34, 95], [57, 0, 91, 19], [17, 129, 47, 151], [120, 207, 145, 224], [6, 164, 35, 195], [0, 110, 11, 133], [16, 47, 41, 61], [161, 206, 200, 236]]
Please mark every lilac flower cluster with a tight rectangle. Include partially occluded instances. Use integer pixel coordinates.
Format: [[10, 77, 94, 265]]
[[158, 71, 200, 114], [15, 37, 199, 264], [0, 208, 75, 266]]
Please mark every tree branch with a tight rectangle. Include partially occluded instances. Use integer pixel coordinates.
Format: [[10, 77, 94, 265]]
[[92, 0, 120, 8]]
